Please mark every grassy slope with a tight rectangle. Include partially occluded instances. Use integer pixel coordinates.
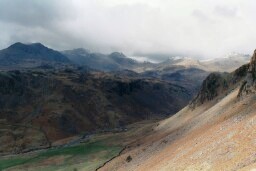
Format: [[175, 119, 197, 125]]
[[0, 141, 121, 171]]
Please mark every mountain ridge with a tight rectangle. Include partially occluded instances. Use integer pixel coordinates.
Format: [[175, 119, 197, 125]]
[[62, 48, 139, 71], [0, 42, 250, 74]]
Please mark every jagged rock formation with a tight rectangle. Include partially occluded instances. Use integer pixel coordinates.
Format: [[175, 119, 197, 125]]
[[238, 49, 256, 96], [190, 72, 229, 107], [191, 63, 249, 108]]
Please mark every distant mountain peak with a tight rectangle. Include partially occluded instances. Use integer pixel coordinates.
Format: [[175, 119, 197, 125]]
[[0, 42, 70, 68], [109, 52, 126, 58], [8, 42, 22, 47], [161, 56, 200, 68], [224, 52, 250, 59], [8, 42, 27, 49], [8, 42, 46, 49]]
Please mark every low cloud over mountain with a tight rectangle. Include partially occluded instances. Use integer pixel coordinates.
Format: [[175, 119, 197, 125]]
[[1, 0, 256, 60]]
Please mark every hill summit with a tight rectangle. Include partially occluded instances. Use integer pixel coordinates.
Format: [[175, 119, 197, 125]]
[[0, 42, 70, 69]]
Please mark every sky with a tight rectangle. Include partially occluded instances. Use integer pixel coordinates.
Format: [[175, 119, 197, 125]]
[[0, 0, 256, 61]]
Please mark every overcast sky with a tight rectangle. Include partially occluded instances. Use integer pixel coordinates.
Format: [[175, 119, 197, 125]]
[[0, 0, 256, 61]]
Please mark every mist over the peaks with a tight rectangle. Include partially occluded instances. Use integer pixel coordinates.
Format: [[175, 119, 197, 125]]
[[1, 0, 256, 60]]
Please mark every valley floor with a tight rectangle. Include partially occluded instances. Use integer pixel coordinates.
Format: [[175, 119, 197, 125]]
[[0, 120, 156, 171]]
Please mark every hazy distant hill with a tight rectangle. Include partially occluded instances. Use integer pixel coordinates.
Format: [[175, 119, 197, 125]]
[[201, 52, 250, 72], [63, 48, 139, 71], [157, 56, 204, 70], [145, 53, 250, 73], [0, 42, 70, 70]]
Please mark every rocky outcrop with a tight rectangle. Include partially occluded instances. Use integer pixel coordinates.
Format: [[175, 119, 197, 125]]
[[189, 72, 229, 108], [190, 61, 249, 108], [238, 49, 256, 96]]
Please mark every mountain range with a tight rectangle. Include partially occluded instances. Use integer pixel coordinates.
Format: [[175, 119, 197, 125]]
[[0, 42, 254, 170], [0, 42, 250, 73], [0, 43, 197, 154], [0, 42, 249, 99]]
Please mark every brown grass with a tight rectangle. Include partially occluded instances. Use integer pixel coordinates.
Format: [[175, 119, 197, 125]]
[[100, 89, 256, 171]]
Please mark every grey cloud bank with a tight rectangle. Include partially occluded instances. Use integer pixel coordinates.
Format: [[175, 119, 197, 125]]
[[0, 0, 256, 60]]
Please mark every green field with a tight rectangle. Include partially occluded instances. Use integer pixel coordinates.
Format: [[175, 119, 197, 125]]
[[0, 141, 122, 171], [0, 120, 155, 171]]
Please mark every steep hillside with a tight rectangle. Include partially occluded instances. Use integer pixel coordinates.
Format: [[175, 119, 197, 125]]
[[0, 43, 70, 70], [0, 69, 192, 154], [100, 50, 256, 171]]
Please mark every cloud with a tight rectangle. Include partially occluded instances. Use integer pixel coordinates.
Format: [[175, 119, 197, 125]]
[[0, 0, 256, 60], [0, 0, 63, 27], [214, 6, 238, 18]]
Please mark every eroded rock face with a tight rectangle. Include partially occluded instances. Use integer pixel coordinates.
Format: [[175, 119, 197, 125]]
[[238, 50, 256, 96], [189, 72, 229, 108], [190, 58, 250, 108]]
